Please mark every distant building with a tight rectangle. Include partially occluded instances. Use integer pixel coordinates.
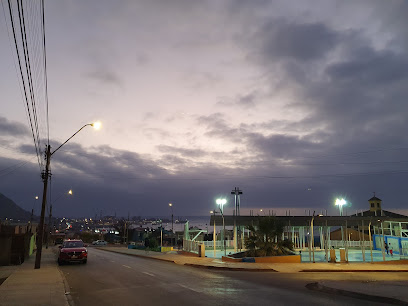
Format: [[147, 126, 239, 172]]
[[351, 194, 407, 218]]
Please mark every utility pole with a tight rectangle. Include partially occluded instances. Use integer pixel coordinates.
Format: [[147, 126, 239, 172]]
[[34, 123, 100, 269], [35, 145, 51, 269], [46, 204, 52, 249]]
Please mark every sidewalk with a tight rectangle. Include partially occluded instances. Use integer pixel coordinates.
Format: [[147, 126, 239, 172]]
[[0, 247, 68, 306]]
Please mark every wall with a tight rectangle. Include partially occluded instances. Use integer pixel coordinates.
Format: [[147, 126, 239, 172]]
[[373, 234, 408, 254], [0, 236, 12, 265]]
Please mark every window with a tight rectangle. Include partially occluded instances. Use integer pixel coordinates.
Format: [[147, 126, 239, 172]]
[[377, 203, 380, 207], [371, 203, 375, 208]]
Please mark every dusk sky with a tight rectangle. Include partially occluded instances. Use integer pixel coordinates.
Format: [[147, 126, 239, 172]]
[[1, 0, 408, 218]]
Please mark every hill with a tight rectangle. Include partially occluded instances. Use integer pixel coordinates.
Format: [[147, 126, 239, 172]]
[[0, 193, 33, 222]]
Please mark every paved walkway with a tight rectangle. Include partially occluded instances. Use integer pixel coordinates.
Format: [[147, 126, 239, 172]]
[[1, 245, 408, 305], [0, 247, 68, 306]]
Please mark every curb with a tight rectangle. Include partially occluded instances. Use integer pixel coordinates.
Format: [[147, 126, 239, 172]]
[[51, 248, 72, 306], [306, 282, 408, 305], [184, 263, 277, 272], [301, 269, 408, 273]]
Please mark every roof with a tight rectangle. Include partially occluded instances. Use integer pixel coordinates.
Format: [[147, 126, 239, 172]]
[[350, 210, 407, 218], [369, 196, 382, 201]]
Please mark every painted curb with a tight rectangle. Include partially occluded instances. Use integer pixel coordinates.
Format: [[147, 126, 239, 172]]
[[306, 282, 408, 305]]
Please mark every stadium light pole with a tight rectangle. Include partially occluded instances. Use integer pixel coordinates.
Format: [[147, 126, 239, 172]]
[[210, 210, 218, 258], [216, 198, 227, 257], [35, 122, 101, 269]]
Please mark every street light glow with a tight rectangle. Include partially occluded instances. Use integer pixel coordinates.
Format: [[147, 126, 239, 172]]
[[91, 121, 102, 130], [169, 203, 172, 207], [216, 198, 227, 206], [335, 198, 346, 207], [68, 190, 73, 195], [335, 198, 347, 216], [35, 196, 39, 200]]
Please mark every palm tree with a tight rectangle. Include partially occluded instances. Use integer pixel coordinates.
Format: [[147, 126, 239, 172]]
[[245, 216, 294, 257]]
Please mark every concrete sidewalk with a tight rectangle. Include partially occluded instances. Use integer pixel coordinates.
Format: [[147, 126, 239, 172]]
[[0, 247, 68, 306]]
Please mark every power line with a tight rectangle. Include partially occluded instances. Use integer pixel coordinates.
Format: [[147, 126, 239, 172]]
[[6, 0, 42, 170]]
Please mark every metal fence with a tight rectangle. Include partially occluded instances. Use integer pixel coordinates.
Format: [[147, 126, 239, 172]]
[[183, 240, 236, 252], [202, 240, 235, 249], [182, 239, 200, 253], [329, 240, 372, 248]]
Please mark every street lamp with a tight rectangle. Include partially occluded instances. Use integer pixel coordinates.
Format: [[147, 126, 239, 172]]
[[169, 203, 173, 233], [35, 122, 100, 269], [335, 198, 346, 216], [216, 198, 227, 256], [46, 189, 73, 249]]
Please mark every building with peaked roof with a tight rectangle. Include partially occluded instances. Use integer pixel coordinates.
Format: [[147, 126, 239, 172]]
[[351, 194, 407, 218]]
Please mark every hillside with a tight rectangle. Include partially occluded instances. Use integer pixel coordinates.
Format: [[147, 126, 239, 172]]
[[0, 193, 33, 221]]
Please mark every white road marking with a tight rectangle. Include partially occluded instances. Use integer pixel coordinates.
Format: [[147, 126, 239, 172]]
[[142, 272, 155, 277], [178, 284, 201, 293], [122, 265, 132, 269], [110, 261, 115, 263]]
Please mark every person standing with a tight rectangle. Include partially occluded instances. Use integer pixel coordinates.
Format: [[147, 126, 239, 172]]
[[389, 243, 393, 257], [385, 242, 389, 255]]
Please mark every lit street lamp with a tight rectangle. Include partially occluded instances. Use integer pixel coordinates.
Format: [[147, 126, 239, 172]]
[[335, 198, 346, 216], [216, 198, 227, 256], [46, 189, 73, 249], [169, 203, 173, 233], [35, 122, 100, 269]]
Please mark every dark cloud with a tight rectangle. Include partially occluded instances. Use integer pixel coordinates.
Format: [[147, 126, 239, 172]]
[[251, 19, 339, 63], [0, 116, 29, 137]]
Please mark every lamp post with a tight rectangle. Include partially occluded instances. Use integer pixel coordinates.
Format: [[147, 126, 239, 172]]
[[169, 203, 173, 233], [210, 210, 218, 258], [35, 122, 101, 269], [46, 189, 72, 249], [216, 198, 227, 257], [335, 198, 346, 216]]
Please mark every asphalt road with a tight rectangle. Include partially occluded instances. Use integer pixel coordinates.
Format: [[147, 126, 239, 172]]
[[59, 248, 399, 306]]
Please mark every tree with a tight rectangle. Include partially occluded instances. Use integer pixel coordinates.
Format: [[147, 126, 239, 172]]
[[245, 216, 294, 257]]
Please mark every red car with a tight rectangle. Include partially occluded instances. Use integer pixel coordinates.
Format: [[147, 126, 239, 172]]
[[58, 239, 88, 265]]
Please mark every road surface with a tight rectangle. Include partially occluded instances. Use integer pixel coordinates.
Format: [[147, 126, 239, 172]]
[[59, 248, 401, 305]]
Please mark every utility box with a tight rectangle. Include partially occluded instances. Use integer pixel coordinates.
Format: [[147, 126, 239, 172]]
[[339, 248, 347, 262], [329, 249, 336, 263], [198, 244, 205, 257]]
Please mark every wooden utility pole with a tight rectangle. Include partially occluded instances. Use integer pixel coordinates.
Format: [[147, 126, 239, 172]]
[[35, 145, 51, 269]]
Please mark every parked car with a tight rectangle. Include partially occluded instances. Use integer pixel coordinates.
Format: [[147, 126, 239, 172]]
[[58, 239, 88, 265], [92, 240, 108, 245]]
